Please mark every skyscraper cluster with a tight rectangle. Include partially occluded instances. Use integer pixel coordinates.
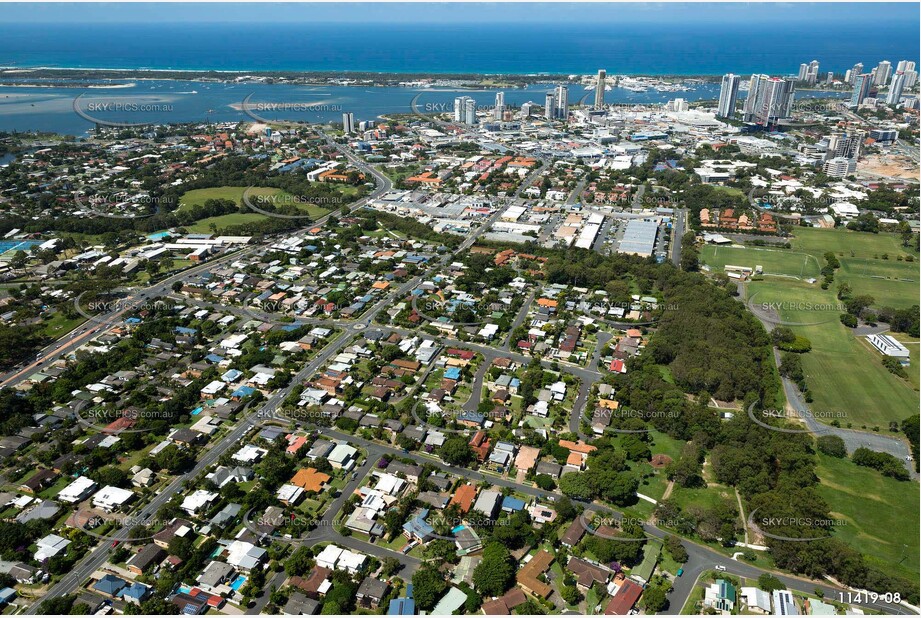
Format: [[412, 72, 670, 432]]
[[742, 75, 796, 126], [454, 96, 477, 125], [822, 130, 864, 178], [544, 85, 569, 120], [896, 60, 918, 88], [797, 60, 820, 84]]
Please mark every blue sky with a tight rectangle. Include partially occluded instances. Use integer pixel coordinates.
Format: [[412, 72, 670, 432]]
[[3, 2, 918, 24]]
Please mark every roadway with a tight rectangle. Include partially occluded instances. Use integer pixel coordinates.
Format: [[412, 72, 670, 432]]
[[670, 208, 686, 267], [26, 326, 356, 612]]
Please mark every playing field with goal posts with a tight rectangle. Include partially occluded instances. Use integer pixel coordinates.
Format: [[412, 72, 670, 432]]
[[701, 244, 822, 279]]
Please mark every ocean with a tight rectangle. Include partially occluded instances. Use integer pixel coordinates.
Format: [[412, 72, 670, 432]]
[[0, 20, 913, 135], [0, 22, 917, 75]]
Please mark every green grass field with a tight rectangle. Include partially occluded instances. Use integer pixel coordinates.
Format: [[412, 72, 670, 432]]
[[178, 186, 331, 232], [744, 279, 919, 428], [702, 228, 918, 307], [702, 227, 919, 428], [815, 453, 919, 582], [183, 213, 269, 233], [702, 244, 822, 279], [793, 227, 918, 309]]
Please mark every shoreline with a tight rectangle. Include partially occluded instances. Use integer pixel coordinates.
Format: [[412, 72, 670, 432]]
[[0, 65, 729, 82]]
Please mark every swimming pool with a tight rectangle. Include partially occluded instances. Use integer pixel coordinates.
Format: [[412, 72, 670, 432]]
[[0, 240, 40, 255], [190, 406, 203, 416], [229, 575, 247, 591], [452, 525, 466, 534]]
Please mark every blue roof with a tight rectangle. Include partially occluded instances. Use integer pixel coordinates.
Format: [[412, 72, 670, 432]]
[[402, 509, 434, 539], [458, 410, 484, 423], [175, 326, 197, 335], [0, 588, 16, 603], [93, 574, 126, 596], [444, 367, 462, 380], [502, 496, 526, 511], [205, 354, 224, 363], [232, 386, 256, 397], [388, 598, 415, 615], [125, 317, 142, 324], [118, 582, 149, 601], [388, 585, 415, 615]]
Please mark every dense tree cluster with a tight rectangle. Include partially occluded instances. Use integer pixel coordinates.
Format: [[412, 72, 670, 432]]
[[851, 447, 910, 481]]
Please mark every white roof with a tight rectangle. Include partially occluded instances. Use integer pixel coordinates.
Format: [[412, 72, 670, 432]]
[[336, 548, 367, 571], [316, 544, 343, 566], [182, 489, 218, 514], [201, 380, 226, 395], [92, 486, 135, 508], [35, 534, 71, 561], [233, 444, 268, 463], [328, 444, 357, 463], [58, 475, 97, 503], [226, 540, 266, 570], [374, 474, 406, 496], [277, 484, 304, 503]]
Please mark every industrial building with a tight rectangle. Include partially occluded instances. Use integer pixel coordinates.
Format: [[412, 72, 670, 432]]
[[618, 219, 660, 257]]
